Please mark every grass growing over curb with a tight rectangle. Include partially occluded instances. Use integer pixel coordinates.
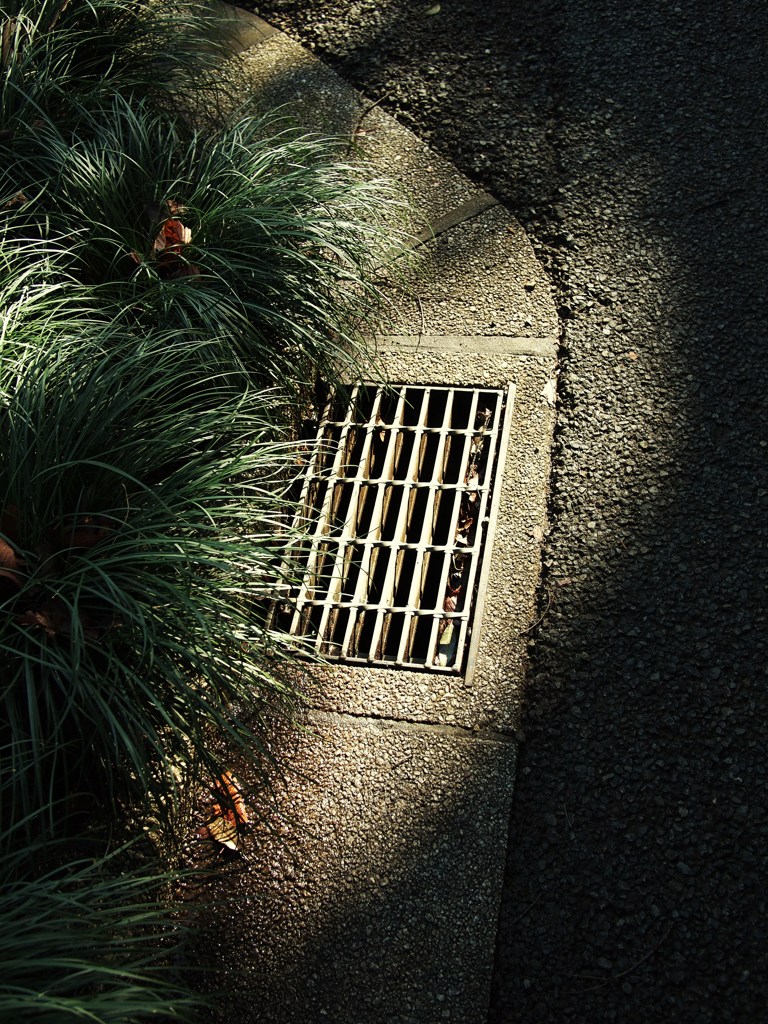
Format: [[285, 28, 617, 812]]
[[0, 0, 232, 140], [1, 0, 408, 1017], [0, 327, 303, 821], [3, 94, 401, 386]]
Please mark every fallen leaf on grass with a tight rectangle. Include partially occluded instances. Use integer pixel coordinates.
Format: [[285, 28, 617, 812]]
[[16, 593, 116, 640], [0, 537, 24, 588], [2, 191, 28, 209], [153, 214, 199, 279], [130, 198, 199, 279]]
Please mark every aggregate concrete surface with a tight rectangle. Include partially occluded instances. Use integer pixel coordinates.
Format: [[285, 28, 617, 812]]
[[190, 711, 518, 1024], [190, 9, 559, 1022], [243, 1, 768, 1021]]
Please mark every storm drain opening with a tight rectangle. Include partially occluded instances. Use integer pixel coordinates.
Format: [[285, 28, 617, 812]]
[[272, 383, 513, 674]]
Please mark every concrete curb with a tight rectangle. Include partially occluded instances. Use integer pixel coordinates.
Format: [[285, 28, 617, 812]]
[[195, 8, 559, 1022]]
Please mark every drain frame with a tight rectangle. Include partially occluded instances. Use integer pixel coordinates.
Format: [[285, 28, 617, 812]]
[[273, 381, 515, 678]]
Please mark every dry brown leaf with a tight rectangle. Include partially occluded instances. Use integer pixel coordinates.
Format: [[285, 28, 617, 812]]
[[199, 771, 249, 852]]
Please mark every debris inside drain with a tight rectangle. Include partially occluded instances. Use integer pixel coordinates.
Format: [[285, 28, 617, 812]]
[[271, 383, 512, 673]]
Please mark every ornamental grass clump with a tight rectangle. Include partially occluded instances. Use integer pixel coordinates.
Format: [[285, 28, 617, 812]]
[[0, 801, 205, 1023], [0, 325, 305, 822], [0, 3, 408, 827], [0, 0, 411, 1013], [2, 94, 404, 387], [0, 0, 233, 143]]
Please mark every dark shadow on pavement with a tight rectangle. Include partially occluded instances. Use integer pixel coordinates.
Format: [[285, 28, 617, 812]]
[[247, 1, 768, 1021]]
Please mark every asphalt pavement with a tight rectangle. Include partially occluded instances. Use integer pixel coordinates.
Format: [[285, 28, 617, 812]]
[[246, 1, 768, 1020]]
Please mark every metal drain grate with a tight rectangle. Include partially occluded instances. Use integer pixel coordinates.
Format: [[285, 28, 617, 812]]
[[272, 383, 513, 673]]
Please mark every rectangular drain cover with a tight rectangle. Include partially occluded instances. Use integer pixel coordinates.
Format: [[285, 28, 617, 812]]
[[272, 382, 513, 673]]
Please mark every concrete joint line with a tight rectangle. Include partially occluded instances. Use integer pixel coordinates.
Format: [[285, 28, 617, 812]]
[[225, 6, 279, 53], [307, 707, 517, 747], [412, 192, 500, 247], [374, 193, 502, 273], [376, 333, 558, 358]]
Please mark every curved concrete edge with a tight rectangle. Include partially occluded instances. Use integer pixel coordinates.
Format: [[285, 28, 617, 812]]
[[219, 5, 558, 342], [192, 8, 560, 1023]]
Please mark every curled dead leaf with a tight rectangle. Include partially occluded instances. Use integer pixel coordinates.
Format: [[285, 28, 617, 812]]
[[199, 815, 239, 851], [0, 537, 23, 588], [16, 595, 71, 637], [2, 191, 28, 209], [16, 593, 116, 640], [199, 771, 249, 852], [151, 199, 199, 280], [153, 217, 192, 253]]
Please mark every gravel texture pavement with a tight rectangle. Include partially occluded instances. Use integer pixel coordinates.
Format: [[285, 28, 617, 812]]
[[243, 1, 768, 1020]]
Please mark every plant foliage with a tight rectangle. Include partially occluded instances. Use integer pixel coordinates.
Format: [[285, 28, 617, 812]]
[[0, 0, 409, 1014], [0, 824, 205, 1022], [2, 95, 405, 386], [0, 326, 304, 818], [0, 0, 233, 140]]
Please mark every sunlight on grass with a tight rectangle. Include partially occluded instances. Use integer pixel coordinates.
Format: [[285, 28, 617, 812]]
[[0, 0, 409, 1017]]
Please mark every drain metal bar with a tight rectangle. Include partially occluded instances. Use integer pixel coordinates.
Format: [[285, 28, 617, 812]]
[[272, 383, 513, 673]]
